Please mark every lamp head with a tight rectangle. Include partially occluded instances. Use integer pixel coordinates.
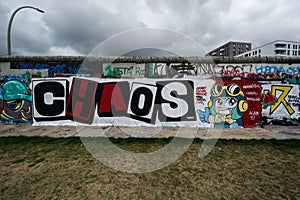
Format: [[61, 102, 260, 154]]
[[35, 8, 45, 13]]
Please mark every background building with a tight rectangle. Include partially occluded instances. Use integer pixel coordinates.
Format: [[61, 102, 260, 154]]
[[236, 40, 300, 57], [207, 41, 251, 57]]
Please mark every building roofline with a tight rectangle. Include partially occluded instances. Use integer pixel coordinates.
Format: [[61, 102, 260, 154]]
[[236, 40, 300, 56], [227, 41, 251, 44], [247, 40, 300, 51], [208, 41, 251, 54]]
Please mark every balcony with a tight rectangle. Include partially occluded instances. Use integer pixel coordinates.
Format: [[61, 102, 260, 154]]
[[274, 49, 286, 55], [274, 43, 287, 49]]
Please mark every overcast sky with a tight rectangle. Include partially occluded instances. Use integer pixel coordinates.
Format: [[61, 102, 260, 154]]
[[1, 0, 300, 56]]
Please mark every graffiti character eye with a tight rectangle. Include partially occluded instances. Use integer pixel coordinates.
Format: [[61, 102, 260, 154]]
[[211, 84, 223, 96], [227, 84, 240, 96], [226, 98, 237, 108], [6, 100, 22, 110], [214, 98, 223, 107]]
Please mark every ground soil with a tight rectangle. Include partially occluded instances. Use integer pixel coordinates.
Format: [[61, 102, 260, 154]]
[[1, 137, 300, 199]]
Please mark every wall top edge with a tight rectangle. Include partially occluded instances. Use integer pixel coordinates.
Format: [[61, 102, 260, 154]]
[[0, 56, 300, 64]]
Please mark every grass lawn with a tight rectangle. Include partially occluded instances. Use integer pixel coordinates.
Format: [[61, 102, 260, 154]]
[[1, 137, 299, 199]]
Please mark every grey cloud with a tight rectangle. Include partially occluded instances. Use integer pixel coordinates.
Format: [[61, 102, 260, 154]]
[[43, 0, 148, 55], [88, 28, 206, 56]]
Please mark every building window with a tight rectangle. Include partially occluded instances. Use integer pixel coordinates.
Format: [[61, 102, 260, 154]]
[[259, 49, 261, 53], [287, 50, 290, 55], [298, 50, 300, 55], [288, 44, 290, 48]]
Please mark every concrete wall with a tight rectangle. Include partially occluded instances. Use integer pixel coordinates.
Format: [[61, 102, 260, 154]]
[[0, 56, 299, 126]]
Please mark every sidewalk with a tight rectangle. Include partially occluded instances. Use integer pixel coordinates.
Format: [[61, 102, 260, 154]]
[[0, 123, 299, 139]]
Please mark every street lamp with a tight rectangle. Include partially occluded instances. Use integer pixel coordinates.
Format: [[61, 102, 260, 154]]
[[7, 6, 45, 55]]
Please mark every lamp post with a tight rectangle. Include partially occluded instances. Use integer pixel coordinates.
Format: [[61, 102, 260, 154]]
[[7, 6, 45, 55]]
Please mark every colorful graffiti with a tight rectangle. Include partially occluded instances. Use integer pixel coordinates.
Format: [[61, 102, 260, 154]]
[[31, 77, 264, 128], [9, 61, 300, 82], [0, 76, 32, 123], [32, 78, 196, 126], [11, 62, 89, 77], [150, 63, 300, 82], [20, 71, 43, 82], [0, 60, 299, 127], [261, 82, 299, 119], [196, 80, 261, 128], [198, 83, 249, 128], [103, 63, 145, 77]]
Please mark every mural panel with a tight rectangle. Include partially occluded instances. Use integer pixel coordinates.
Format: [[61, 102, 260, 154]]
[[0, 61, 299, 126], [32, 77, 262, 128], [102, 63, 146, 77], [261, 81, 299, 119], [0, 76, 32, 123]]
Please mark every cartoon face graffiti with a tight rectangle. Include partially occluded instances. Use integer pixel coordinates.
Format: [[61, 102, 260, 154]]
[[0, 79, 32, 122], [197, 83, 248, 128]]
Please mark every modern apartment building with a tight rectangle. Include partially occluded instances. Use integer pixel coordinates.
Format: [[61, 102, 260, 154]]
[[235, 40, 300, 57], [207, 41, 251, 57]]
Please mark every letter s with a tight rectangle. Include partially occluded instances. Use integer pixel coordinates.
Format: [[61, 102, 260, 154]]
[[161, 82, 188, 118]]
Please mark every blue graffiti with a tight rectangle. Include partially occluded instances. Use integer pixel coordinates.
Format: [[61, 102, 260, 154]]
[[255, 65, 300, 76], [14, 63, 84, 77]]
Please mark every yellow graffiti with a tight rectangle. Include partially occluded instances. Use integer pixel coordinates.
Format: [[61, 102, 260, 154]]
[[270, 85, 294, 115]]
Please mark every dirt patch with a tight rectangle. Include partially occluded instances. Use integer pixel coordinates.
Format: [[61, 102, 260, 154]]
[[1, 137, 300, 199]]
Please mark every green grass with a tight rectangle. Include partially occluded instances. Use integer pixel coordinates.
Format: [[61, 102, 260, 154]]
[[1, 136, 300, 199]]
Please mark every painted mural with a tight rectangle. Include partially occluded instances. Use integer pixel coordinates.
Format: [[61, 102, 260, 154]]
[[31, 77, 264, 128], [149, 63, 300, 83], [0, 60, 299, 126], [0, 76, 32, 123], [197, 80, 261, 128], [103, 63, 145, 77], [261, 82, 299, 119], [11, 61, 87, 77]]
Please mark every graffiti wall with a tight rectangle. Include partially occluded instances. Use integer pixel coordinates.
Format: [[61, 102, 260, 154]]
[[0, 62, 47, 82], [103, 63, 145, 77], [0, 76, 32, 123], [11, 61, 87, 77], [0, 57, 299, 126], [196, 79, 262, 128], [150, 63, 299, 82], [7, 60, 300, 81], [31, 77, 262, 128], [261, 82, 299, 119]]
